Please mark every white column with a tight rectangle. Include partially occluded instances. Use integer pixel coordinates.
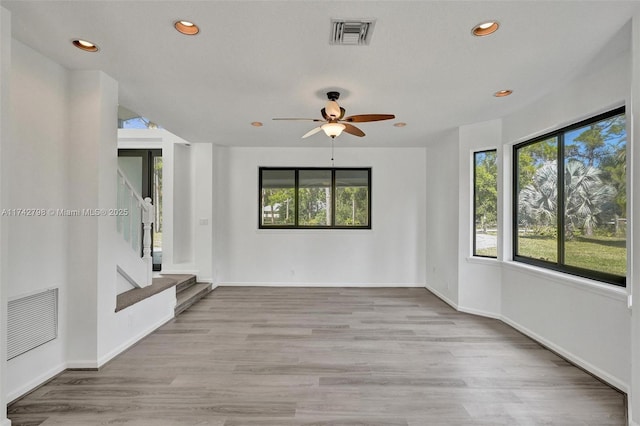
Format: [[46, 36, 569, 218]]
[[194, 143, 213, 283], [630, 14, 640, 426], [0, 6, 12, 424], [66, 70, 118, 367]]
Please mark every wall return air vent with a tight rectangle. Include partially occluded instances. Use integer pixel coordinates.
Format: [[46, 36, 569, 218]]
[[330, 19, 376, 45], [8, 288, 58, 360]]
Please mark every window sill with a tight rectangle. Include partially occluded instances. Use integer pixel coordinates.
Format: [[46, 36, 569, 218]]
[[502, 260, 628, 302], [257, 228, 374, 234], [466, 256, 500, 266]]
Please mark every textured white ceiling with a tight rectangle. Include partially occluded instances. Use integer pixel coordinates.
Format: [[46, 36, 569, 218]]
[[4, 1, 639, 147]]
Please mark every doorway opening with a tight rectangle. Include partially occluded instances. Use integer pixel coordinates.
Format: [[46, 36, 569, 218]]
[[118, 149, 163, 271]]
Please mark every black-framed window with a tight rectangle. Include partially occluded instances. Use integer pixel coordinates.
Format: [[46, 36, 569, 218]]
[[259, 167, 371, 229], [513, 107, 627, 286], [473, 150, 498, 258]]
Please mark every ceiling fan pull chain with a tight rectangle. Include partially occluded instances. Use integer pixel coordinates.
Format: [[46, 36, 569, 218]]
[[331, 139, 335, 166]]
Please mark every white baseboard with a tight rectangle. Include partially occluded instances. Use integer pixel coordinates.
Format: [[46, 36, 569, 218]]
[[7, 361, 67, 404], [97, 312, 174, 368], [0, 418, 12, 426], [219, 281, 425, 288], [500, 315, 629, 393], [457, 305, 502, 320], [66, 360, 99, 369], [424, 285, 458, 310]]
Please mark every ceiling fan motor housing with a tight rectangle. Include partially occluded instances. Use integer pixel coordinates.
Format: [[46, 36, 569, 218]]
[[327, 91, 340, 101], [324, 92, 342, 119]]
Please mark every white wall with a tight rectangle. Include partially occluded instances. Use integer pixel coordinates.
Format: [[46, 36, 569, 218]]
[[425, 130, 460, 304], [66, 70, 109, 368], [0, 7, 11, 424], [173, 143, 193, 264], [5, 38, 70, 402], [457, 119, 502, 318], [212, 145, 230, 285], [499, 34, 632, 391], [216, 147, 426, 286], [193, 143, 213, 282], [98, 289, 174, 367], [501, 265, 629, 389]]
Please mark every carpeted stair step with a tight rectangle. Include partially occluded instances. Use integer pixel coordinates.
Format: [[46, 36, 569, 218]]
[[163, 274, 197, 294], [116, 276, 178, 312], [175, 282, 212, 316]]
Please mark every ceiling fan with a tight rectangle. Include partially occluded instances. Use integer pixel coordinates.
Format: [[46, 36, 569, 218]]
[[273, 91, 395, 139]]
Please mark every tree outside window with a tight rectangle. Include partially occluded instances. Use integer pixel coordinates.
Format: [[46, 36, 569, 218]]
[[473, 150, 498, 257]]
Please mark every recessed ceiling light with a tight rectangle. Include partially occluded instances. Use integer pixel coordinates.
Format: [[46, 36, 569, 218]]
[[251, 121, 263, 127], [494, 89, 513, 97], [472, 21, 499, 37], [393, 122, 407, 127], [72, 39, 99, 52], [174, 20, 199, 35]]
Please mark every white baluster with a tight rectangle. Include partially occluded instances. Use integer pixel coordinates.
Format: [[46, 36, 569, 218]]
[[142, 197, 154, 261]]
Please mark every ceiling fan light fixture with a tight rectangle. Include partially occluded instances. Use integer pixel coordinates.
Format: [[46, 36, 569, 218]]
[[174, 20, 200, 35], [321, 122, 346, 138], [472, 21, 499, 37]]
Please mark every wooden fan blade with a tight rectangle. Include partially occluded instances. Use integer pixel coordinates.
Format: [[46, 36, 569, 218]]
[[343, 114, 396, 123], [302, 126, 323, 138], [343, 123, 365, 137], [272, 118, 324, 122]]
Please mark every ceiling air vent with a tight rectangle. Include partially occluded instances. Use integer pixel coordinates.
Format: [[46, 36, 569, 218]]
[[330, 19, 376, 45]]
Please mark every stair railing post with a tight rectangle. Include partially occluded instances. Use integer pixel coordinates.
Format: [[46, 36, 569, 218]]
[[142, 197, 154, 286], [142, 197, 154, 261]]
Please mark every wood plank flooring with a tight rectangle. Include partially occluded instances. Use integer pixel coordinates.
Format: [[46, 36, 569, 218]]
[[8, 287, 626, 425]]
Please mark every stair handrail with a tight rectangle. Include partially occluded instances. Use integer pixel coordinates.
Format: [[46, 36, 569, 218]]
[[117, 167, 154, 260]]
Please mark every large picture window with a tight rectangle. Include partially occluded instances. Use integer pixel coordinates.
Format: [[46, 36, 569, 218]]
[[259, 167, 371, 229], [513, 107, 626, 286], [473, 150, 498, 258]]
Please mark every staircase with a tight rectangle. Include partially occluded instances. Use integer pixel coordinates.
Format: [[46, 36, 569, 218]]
[[162, 274, 212, 315], [116, 167, 155, 289]]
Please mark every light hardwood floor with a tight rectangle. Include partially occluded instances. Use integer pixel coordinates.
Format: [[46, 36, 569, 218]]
[[8, 287, 626, 425]]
